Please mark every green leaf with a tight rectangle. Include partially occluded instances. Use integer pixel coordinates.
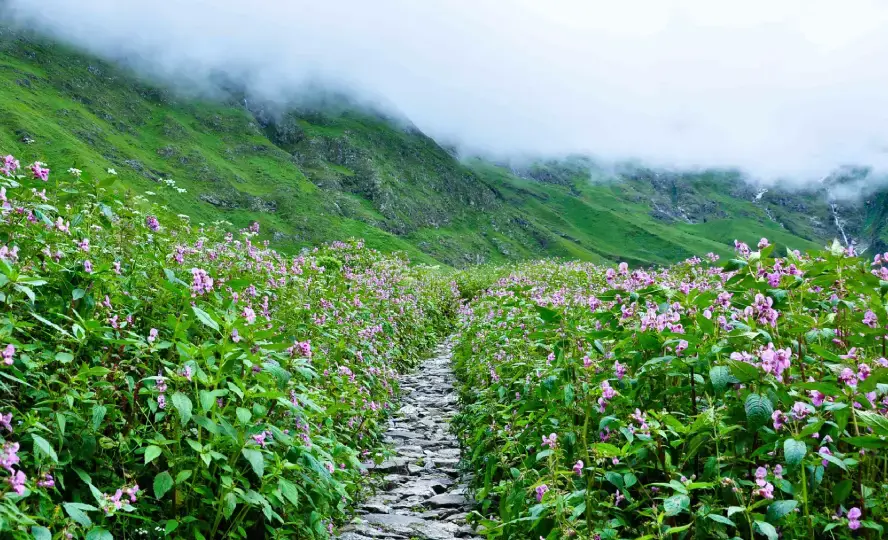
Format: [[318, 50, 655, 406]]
[[31, 526, 52, 540], [175, 470, 193, 485], [754, 520, 779, 540], [278, 478, 300, 506], [85, 528, 113, 540], [783, 439, 806, 466], [709, 365, 737, 391], [55, 351, 74, 363], [855, 410, 888, 436], [63, 502, 96, 527], [844, 436, 888, 449], [707, 514, 736, 527], [154, 471, 174, 499], [164, 520, 179, 535], [605, 471, 624, 488], [664, 495, 690, 516], [819, 451, 848, 471], [665, 523, 692, 535], [171, 392, 193, 425], [223, 492, 237, 520], [623, 472, 637, 488], [745, 393, 773, 429], [833, 479, 853, 503], [236, 407, 252, 425], [191, 305, 219, 332], [144, 445, 163, 465], [766, 500, 798, 522], [32, 434, 58, 463], [91, 405, 107, 431], [242, 448, 265, 478], [729, 360, 760, 383]]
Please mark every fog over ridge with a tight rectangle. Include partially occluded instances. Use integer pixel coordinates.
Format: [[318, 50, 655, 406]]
[[5, 0, 888, 191]]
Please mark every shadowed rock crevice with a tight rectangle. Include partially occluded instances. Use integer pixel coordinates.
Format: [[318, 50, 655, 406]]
[[337, 341, 480, 540]]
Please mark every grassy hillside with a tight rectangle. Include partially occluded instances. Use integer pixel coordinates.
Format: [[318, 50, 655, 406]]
[[0, 28, 847, 266]]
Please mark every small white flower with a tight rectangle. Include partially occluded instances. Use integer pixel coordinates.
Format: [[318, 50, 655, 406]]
[[67, 168, 82, 177], [144, 191, 155, 196], [107, 168, 117, 175], [176, 188, 187, 193]]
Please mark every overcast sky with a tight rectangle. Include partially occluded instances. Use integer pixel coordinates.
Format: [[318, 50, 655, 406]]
[[5, 0, 888, 184]]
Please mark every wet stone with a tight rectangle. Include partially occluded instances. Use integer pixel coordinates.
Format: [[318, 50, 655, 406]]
[[336, 340, 478, 540]]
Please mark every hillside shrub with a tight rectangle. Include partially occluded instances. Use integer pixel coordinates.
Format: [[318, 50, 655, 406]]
[[453, 243, 888, 539], [0, 156, 457, 539]]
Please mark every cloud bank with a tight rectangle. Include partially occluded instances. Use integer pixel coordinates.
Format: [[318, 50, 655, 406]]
[[5, 0, 888, 185]]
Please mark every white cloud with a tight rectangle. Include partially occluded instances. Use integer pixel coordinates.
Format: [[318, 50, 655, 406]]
[[6, 0, 888, 184]]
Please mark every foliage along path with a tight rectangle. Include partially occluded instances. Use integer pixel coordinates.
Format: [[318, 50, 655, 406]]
[[337, 339, 481, 540]]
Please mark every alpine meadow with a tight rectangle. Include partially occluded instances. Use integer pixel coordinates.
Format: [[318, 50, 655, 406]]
[[2, 5, 888, 540]]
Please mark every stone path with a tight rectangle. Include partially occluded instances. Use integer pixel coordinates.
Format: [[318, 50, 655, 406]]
[[337, 340, 481, 540]]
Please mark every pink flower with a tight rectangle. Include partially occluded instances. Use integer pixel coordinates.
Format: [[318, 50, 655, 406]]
[[83, 260, 93, 273], [819, 446, 832, 467], [1, 155, 20, 176], [809, 390, 825, 407], [535, 484, 549, 502], [614, 360, 626, 380], [29, 162, 49, 181], [541, 433, 558, 449], [771, 410, 786, 430], [242, 306, 256, 324], [147, 328, 158, 343], [145, 215, 160, 231], [573, 460, 584, 476], [858, 363, 872, 381], [675, 340, 688, 356], [839, 367, 857, 387], [756, 482, 774, 499], [758, 238, 770, 249], [37, 473, 55, 488], [190, 268, 214, 296], [7, 469, 26, 495], [848, 507, 862, 530], [1, 344, 14, 365], [791, 402, 810, 420], [0, 413, 11, 432]]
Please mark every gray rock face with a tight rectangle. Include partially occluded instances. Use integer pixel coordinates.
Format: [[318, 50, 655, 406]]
[[337, 340, 481, 539]]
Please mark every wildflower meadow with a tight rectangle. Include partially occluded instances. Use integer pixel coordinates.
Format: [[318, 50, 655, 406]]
[[2, 154, 888, 539], [452, 241, 888, 539], [0, 156, 457, 538]]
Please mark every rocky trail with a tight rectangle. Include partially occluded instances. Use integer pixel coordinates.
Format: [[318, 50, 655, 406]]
[[337, 340, 481, 540]]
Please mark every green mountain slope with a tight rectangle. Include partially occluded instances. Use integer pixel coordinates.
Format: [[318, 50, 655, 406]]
[[0, 28, 856, 266]]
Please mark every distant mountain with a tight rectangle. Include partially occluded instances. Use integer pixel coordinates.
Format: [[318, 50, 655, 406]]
[[0, 27, 872, 266]]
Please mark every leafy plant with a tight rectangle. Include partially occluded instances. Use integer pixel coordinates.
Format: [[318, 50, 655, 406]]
[[0, 156, 457, 538], [452, 241, 888, 539]]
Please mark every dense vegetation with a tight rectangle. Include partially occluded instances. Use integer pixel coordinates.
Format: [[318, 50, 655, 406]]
[[452, 241, 888, 538], [4, 26, 888, 540], [0, 156, 458, 538], [0, 28, 854, 268]]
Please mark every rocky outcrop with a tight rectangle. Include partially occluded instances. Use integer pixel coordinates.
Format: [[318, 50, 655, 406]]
[[337, 341, 480, 540]]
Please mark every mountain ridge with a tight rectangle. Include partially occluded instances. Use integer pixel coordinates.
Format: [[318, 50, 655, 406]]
[[0, 27, 876, 266]]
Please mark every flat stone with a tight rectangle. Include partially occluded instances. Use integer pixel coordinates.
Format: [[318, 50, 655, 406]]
[[426, 493, 468, 507], [336, 340, 474, 540]]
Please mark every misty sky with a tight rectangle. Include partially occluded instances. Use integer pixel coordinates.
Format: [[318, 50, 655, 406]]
[[5, 0, 888, 182]]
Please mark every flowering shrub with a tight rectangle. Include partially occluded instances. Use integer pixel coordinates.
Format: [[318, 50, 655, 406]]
[[0, 156, 457, 538], [453, 242, 888, 539]]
